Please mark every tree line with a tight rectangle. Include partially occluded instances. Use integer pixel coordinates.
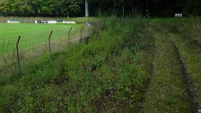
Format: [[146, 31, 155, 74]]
[[0, 0, 82, 17], [0, 0, 200, 17]]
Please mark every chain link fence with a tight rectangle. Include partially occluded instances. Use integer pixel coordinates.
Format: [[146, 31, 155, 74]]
[[0, 25, 94, 76]]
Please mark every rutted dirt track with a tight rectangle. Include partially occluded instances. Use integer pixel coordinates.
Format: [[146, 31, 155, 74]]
[[141, 23, 201, 112]]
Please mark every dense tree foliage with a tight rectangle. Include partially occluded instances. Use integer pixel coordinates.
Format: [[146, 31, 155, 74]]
[[0, 0, 200, 17], [0, 0, 82, 16]]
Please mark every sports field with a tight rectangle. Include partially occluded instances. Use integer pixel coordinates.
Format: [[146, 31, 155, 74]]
[[0, 23, 86, 67], [0, 23, 81, 39], [0, 23, 83, 53]]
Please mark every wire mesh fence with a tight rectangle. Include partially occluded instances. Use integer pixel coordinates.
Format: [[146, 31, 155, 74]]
[[0, 25, 93, 76]]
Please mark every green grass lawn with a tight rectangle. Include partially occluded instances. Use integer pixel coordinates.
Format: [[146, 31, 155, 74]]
[[0, 23, 81, 39], [0, 23, 83, 55], [0, 23, 85, 69]]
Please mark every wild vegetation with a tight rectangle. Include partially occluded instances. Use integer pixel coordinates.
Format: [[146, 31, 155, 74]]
[[0, 0, 201, 112], [0, 0, 201, 110], [0, 16, 155, 112]]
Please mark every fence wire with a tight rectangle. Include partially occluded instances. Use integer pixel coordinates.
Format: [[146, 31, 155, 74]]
[[0, 25, 93, 76], [0, 36, 18, 74]]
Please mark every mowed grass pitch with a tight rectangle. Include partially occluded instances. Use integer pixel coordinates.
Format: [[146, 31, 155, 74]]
[[0, 23, 81, 39], [0, 23, 83, 55]]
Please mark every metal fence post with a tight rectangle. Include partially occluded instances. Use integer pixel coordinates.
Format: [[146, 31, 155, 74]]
[[89, 26, 91, 38], [16, 36, 22, 76], [86, 26, 91, 44], [68, 27, 72, 45], [48, 31, 53, 53], [96, 23, 99, 37], [80, 25, 84, 43]]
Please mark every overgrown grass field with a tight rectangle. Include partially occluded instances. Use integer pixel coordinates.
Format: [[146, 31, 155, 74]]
[[0, 16, 201, 112], [0, 16, 154, 112], [143, 17, 201, 112]]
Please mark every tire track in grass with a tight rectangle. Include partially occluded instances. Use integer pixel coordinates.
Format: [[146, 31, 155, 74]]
[[170, 32, 201, 112], [141, 31, 192, 112], [137, 27, 156, 112], [172, 41, 201, 113]]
